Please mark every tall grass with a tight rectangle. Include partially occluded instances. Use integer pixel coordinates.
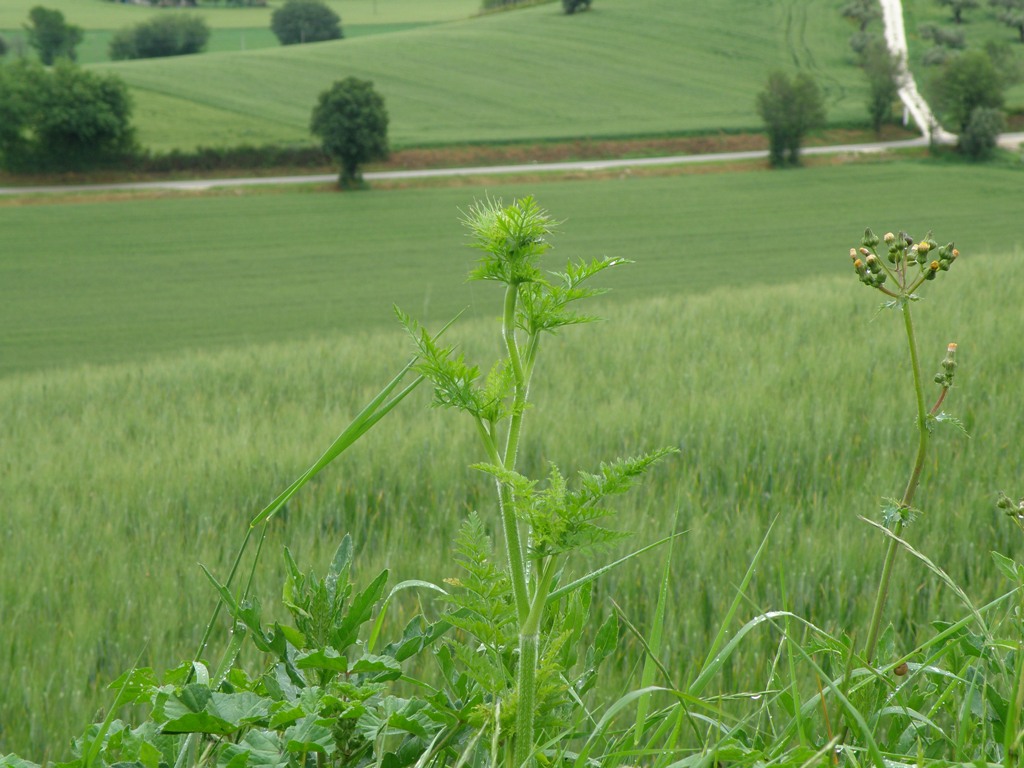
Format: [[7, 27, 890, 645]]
[[3, 247, 1022, 758]]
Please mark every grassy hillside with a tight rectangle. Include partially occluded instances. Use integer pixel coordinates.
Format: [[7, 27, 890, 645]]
[[91, 0, 870, 152], [0, 0, 479, 64], [3, 238, 1023, 759], [0, 0, 480, 30], [4, 159, 1024, 379]]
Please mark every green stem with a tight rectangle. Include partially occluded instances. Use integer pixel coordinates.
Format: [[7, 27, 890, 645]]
[[513, 558, 558, 768], [476, 416, 531, 623], [514, 632, 539, 768], [862, 299, 930, 665], [1005, 585, 1024, 768]]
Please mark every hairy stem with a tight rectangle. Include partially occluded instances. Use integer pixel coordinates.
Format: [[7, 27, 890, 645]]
[[514, 632, 539, 768], [476, 417, 530, 623], [863, 299, 930, 665]]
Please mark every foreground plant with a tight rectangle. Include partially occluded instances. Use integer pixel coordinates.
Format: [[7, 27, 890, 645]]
[[0, 198, 675, 768], [849, 228, 963, 666], [400, 196, 674, 765]]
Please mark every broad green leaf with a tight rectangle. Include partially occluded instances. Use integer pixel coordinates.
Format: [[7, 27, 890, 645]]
[[220, 730, 289, 768], [284, 715, 335, 755], [330, 569, 389, 652]]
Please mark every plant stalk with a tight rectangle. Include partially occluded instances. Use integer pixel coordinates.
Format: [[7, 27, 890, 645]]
[[863, 299, 930, 665]]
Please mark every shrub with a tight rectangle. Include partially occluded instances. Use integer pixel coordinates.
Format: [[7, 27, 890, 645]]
[[25, 6, 83, 64], [270, 0, 342, 46], [755, 71, 826, 167], [0, 60, 136, 172], [932, 50, 1005, 133], [861, 39, 900, 133], [563, 0, 592, 13], [0, 34, 8, 58], [310, 77, 388, 188], [959, 105, 1005, 159], [108, 14, 210, 60]]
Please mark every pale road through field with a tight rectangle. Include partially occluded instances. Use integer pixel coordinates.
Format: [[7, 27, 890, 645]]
[[2, 134, 1023, 197]]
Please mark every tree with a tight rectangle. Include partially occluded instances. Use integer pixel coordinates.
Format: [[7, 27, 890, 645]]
[[919, 22, 966, 65], [0, 61, 136, 172], [25, 6, 83, 64], [959, 106, 1005, 159], [842, 0, 880, 32], [0, 34, 8, 58], [861, 40, 901, 133], [109, 14, 210, 60], [990, 0, 1024, 42], [270, 0, 342, 45], [310, 77, 388, 188], [755, 71, 826, 167], [932, 50, 1004, 133], [937, 0, 979, 23], [563, 0, 592, 13]]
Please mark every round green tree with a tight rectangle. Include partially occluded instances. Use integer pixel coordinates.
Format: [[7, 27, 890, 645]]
[[310, 77, 388, 188], [270, 0, 342, 45]]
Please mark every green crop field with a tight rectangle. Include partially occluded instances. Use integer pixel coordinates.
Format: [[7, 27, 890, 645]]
[[2, 160, 1024, 759], [0, 24, 429, 65], [0, 0, 480, 30], [85, 0, 870, 152], [0, 0, 478, 64], [3, 159, 1023, 379]]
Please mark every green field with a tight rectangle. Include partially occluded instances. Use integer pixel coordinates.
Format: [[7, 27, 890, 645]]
[[0, 24, 431, 64], [0, 0, 480, 29], [4, 159, 1024, 379], [3, 160, 1024, 759], [82, 0, 868, 152]]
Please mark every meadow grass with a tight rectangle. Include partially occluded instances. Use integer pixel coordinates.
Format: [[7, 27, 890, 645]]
[[88, 0, 870, 152], [4, 159, 1024, 379], [2, 242, 1023, 759]]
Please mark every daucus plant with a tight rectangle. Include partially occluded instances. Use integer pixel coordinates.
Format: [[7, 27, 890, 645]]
[[400, 196, 674, 767]]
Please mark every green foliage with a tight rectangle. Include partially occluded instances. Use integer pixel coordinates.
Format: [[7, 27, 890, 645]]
[[860, 38, 901, 132], [842, 0, 880, 31], [932, 49, 1005, 133], [755, 70, 826, 167], [108, 14, 210, 61], [960, 105, 1006, 159], [24, 5, 82, 64], [270, 0, 342, 46], [400, 196, 672, 764], [310, 76, 388, 187], [562, 0, 592, 14], [0, 60, 135, 172], [990, 0, 1024, 42], [0, 34, 8, 57], [937, 0, 980, 22]]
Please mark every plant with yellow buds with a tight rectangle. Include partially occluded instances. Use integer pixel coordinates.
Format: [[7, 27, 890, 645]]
[[848, 228, 965, 668]]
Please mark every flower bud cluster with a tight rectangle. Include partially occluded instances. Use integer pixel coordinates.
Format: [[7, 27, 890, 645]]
[[995, 495, 1019, 528], [851, 229, 959, 292], [851, 244, 887, 288], [934, 343, 957, 388]]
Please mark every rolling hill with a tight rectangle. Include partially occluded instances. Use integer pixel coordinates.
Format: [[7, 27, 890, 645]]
[[95, 0, 870, 152]]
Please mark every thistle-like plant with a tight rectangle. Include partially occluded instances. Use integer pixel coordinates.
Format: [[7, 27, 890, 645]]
[[400, 196, 673, 766], [848, 228, 963, 666]]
